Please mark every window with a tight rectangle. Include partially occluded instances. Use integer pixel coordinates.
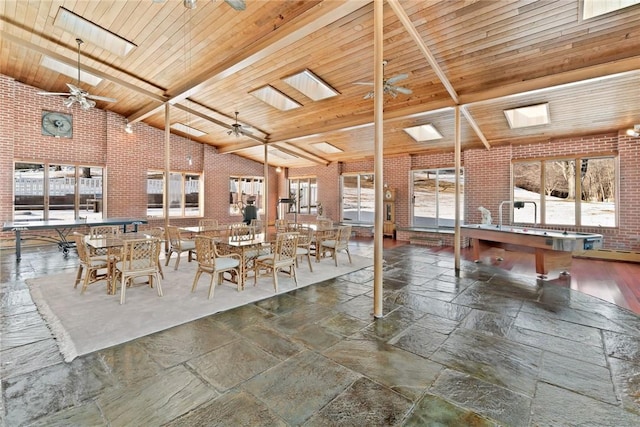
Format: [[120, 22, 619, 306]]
[[147, 170, 202, 218], [411, 168, 464, 228], [288, 177, 318, 215], [229, 176, 264, 217], [13, 162, 104, 221], [341, 173, 374, 223], [512, 156, 616, 227], [582, 0, 640, 20]]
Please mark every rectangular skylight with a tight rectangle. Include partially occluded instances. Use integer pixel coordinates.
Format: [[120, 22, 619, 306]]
[[583, 0, 640, 19], [54, 7, 137, 57], [403, 124, 443, 142], [40, 56, 102, 86], [249, 85, 302, 111], [282, 69, 339, 101], [171, 123, 207, 137], [269, 148, 299, 160], [504, 103, 550, 129], [311, 141, 343, 153]]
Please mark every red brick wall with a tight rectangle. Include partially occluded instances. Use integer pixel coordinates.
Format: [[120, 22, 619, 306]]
[[0, 76, 274, 245]]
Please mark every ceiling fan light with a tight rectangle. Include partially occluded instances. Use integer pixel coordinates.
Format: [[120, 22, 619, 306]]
[[184, 0, 197, 9], [125, 123, 133, 134], [63, 96, 75, 108]]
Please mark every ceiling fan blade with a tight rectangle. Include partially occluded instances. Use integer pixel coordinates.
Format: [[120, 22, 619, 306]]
[[386, 73, 409, 84], [224, 0, 246, 10], [363, 91, 374, 99], [86, 94, 118, 103], [37, 91, 71, 96], [66, 83, 85, 95], [354, 82, 374, 86], [394, 86, 413, 95]]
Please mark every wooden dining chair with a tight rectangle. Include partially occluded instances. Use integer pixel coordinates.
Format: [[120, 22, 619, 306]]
[[192, 236, 242, 298], [199, 219, 221, 239], [72, 232, 109, 294], [88, 225, 121, 256], [113, 238, 163, 304], [165, 225, 196, 270], [143, 227, 166, 279], [319, 224, 353, 266], [254, 231, 299, 292], [293, 225, 314, 272]]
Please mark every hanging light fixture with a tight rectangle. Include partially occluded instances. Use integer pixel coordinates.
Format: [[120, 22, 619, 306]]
[[124, 120, 133, 134]]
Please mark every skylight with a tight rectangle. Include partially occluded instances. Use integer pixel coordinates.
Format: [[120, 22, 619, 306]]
[[504, 103, 550, 129], [582, 0, 640, 19], [54, 7, 137, 57], [311, 141, 343, 153], [171, 123, 206, 137], [403, 124, 443, 142], [40, 56, 102, 86], [282, 69, 339, 101], [269, 148, 299, 160], [249, 85, 302, 111]]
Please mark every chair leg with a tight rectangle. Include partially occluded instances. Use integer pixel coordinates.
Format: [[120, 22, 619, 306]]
[[272, 268, 278, 292], [165, 250, 172, 266], [292, 265, 298, 287], [81, 267, 93, 294], [306, 253, 313, 272], [174, 252, 181, 270], [74, 265, 83, 288], [207, 273, 216, 299], [120, 276, 127, 304], [192, 269, 203, 292], [155, 273, 163, 297], [157, 261, 164, 279], [333, 249, 338, 266], [346, 248, 352, 264]]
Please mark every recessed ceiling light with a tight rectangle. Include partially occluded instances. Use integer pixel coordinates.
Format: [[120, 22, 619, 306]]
[[504, 103, 550, 129], [40, 56, 102, 86], [403, 124, 443, 142], [311, 141, 343, 153], [171, 123, 206, 137], [282, 69, 339, 101], [249, 85, 301, 111], [54, 7, 137, 57]]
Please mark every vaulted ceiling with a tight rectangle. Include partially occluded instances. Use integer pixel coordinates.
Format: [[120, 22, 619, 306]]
[[2, 0, 640, 168]]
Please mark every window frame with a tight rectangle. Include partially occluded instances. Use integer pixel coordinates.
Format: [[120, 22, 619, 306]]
[[410, 167, 464, 228], [147, 170, 203, 218], [288, 176, 318, 215], [340, 173, 375, 224]]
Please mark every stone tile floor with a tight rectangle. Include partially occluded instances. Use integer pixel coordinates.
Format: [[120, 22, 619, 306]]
[[1, 242, 639, 426]]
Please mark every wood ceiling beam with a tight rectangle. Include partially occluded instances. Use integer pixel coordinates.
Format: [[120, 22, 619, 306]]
[[270, 143, 330, 166]]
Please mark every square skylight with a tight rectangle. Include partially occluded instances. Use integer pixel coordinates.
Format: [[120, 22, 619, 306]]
[[282, 69, 339, 101], [311, 141, 343, 153], [403, 124, 443, 142], [40, 56, 102, 86], [583, 0, 640, 19], [269, 148, 299, 160], [249, 85, 302, 111], [171, 123, 206, 137], [54, 7, 137, 57], [504, 103, 550, 129]]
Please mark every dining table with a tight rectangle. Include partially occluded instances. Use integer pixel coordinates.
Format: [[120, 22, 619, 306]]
[[217, 232, 274, 290], [85, 232, 157, 295]]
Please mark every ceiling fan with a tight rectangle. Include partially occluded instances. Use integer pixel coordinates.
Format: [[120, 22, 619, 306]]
[[354, 60, 413, 99], [153, 0, 246, 11], [37, 38, 117, 111], [227, 112, 253, 137]]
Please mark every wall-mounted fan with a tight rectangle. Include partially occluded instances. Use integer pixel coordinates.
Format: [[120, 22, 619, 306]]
[[153, 0, 246, 11], [354, 60, 412, 99], [37, 38, 117, 111], [228, 112, 253, 137]]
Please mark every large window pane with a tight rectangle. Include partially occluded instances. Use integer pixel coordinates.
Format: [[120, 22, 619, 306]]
[[229, 176, 264, 217], [185, 174, 200, 217], [412, 168, 463, 228], [580, 157, 616, 227], [288, 177, 317, 215], [512, 156, 616, 227], [341, 174, 374, 223], [147, 171, 164, 218], [14, 162, 45, 221], [14, 162, 103, 222], [513, 161, 541, 225], [545, 160, 575, 225]]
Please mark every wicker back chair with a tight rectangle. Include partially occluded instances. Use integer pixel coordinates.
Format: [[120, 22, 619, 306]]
[[113, 238, 163, 304], [165, 225, 196, 270], [254, 232, 299, 292], [192, 236, 242, 298], [319, 224, 353, 266], [72, 232, 109, 294]]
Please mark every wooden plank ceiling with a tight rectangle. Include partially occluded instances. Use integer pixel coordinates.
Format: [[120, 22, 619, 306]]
[[2, 0, 640, 168]]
